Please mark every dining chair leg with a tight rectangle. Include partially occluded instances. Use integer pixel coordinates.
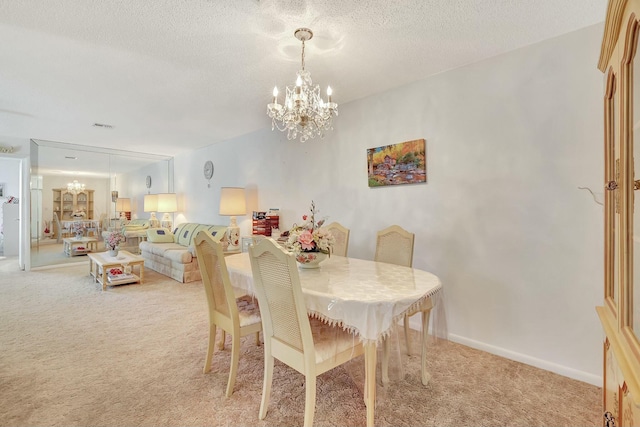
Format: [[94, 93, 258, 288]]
[[203, 323, 216, 374], [218, 330, 226, 350], [259, 352, 274, 420], [421, 306, 433, 386], [404, 314, 412, 355], [226, 333, 240, 397], [303, 375, 317, 427]]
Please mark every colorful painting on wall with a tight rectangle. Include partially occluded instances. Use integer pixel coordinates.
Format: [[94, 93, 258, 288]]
[[367, 139, 426, 187]]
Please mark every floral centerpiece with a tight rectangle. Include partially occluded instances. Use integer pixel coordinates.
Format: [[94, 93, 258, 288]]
[[105, 230, 125, 253], [287, 201, 335, 268]]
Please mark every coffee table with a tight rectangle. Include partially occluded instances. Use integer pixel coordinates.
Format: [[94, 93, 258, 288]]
[[63, 237, 98, 257], [87, 250, 145, 291]]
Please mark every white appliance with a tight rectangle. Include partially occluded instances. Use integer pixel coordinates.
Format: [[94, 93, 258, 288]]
[[2, 203, 19, 256]]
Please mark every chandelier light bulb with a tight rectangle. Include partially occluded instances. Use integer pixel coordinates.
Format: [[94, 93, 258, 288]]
[[66, 179, 85, 194], [266, 28, 339, 143]]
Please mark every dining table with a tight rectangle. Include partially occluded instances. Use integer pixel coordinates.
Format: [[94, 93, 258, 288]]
[[61, 220, 101, 235], [225, 251, 443, 427]]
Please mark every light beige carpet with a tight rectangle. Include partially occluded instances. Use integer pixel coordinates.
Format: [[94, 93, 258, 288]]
[[29, 239, 95, 269], [0, 262, 601, 426]]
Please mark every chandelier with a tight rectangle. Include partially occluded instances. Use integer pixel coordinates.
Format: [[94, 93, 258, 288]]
[[267, 28, 338, 143], [67, 180, 85, 194]]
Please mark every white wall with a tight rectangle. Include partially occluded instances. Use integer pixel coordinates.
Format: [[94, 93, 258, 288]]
[[173, 24, 605, 384], [123, 161, 172, 219]]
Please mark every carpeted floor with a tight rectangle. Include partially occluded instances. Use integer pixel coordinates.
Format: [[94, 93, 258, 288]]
[[0, 261, 601, 426], [30, 238, 97, 268]]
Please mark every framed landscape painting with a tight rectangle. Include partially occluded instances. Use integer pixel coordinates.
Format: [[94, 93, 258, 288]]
[[367, 139, 426, 187]]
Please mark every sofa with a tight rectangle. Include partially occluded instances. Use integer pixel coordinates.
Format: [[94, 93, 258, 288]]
[[140, 223, 228, 283], [102, 218, 152, 254]]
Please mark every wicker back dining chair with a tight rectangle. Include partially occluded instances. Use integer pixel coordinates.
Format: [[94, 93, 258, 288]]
[[375, 225, 433, 385], [375, 225, 415, 268], [325, 221, 350, 257], [249, 238, 364, 427], [53, 212, 71, 243], [194, 231, 262, 397]]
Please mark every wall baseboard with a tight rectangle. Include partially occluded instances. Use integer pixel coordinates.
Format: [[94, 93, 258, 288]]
[[405, 314, 601, 386], [447, 333, 602, 387]]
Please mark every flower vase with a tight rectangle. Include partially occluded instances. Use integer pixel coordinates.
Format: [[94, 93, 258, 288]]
[[75, 233, 83, 239], [295, 251, 327, 269], [108, 248, 119, 257]]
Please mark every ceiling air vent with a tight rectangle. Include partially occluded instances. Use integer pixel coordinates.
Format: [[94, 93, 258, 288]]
[[93, 123, 114, 129]]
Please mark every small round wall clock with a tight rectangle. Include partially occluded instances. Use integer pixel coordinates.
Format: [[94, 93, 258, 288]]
[[204, 160, 214, 187]]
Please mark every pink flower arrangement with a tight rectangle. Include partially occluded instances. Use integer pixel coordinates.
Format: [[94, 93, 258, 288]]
[[105, 231, 125, 250], [287, 201, 335, 256]]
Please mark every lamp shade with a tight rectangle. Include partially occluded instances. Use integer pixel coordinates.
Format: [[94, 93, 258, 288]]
[[144, 194, 158, 212], [157, 193, 177, 213], [115, 198, 131, 212], [219, 187, 246, 216]]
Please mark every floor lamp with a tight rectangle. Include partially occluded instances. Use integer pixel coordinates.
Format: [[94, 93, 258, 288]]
[[219, 187, 246, 252]]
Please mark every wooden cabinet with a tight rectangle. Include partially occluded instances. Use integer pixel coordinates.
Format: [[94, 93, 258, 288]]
[[598, 1, 640, 425], [52, 188, 94, 236]]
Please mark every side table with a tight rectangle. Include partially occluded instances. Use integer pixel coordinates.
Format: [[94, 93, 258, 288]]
[[63, 237, 98, 257]]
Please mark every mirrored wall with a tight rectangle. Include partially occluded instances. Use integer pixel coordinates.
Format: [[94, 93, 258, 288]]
[[29, 139, 173, 268]]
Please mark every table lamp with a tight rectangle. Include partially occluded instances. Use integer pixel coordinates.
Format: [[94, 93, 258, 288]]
[[219, 187, 246, 251], [115, 198, 131, 221], [143, 194, 160, 228], [157, 193, 177, 230]]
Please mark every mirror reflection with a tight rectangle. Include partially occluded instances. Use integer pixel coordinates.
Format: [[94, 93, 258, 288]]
[[30, 139, 173, 268]]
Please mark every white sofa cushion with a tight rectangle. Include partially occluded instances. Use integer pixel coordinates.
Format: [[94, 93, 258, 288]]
[[139, 241, 193, 264]]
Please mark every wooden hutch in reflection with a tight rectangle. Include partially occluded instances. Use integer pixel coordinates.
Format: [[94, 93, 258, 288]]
[[51, 188, 94, 236]]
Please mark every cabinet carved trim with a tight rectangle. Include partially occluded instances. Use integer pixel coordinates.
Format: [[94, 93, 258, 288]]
[[600, 0, 630, 71], [600, 3, 640, 424]]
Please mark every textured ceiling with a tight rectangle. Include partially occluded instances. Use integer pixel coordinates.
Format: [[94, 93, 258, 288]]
[[0, 0, 606, 158]]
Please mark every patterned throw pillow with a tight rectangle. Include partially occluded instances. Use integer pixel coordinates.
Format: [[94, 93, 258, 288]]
[[146, 228, 175, 243]]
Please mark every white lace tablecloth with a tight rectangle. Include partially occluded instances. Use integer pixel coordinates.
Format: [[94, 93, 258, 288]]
[[225, 253, 442, 344]]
